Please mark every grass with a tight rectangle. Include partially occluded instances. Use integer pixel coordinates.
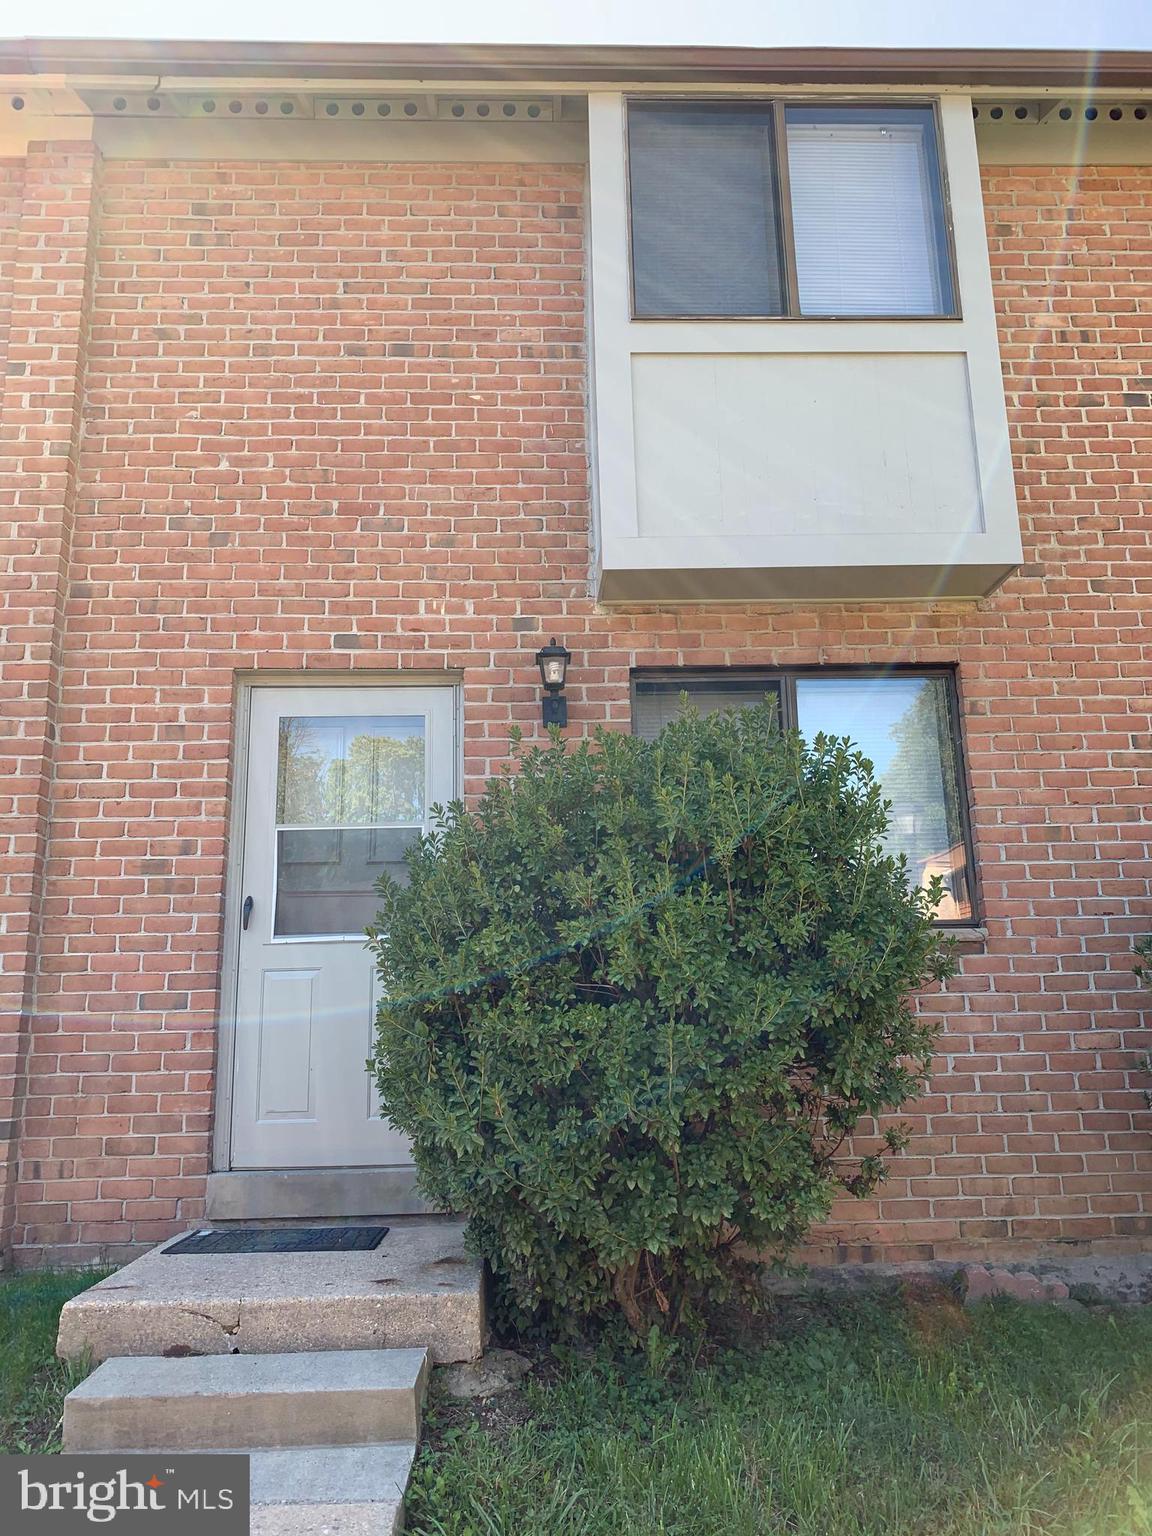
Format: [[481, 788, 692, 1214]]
[[406, 1292, 1152, 1536], [0, 1269, 103, 1454], [2, 1269, 1150, 1533]]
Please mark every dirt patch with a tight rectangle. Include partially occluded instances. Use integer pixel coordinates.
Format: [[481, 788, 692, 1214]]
[[425, 1382, 537, 1449], [901, 1277, 971, 1353]]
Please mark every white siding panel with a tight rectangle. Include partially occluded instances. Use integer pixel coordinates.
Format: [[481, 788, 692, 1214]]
[[631, 352, 984, 541]]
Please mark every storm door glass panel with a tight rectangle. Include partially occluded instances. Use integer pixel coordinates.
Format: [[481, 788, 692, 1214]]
[[274, 715, 425, 938], [794, 675, 972, 921]]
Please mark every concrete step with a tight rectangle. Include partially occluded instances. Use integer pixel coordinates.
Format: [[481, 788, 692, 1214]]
[[250, 1443, 414, 1534], [57, 1220, 484, 1365], [63, 1348, 428, 1452], [101, 1444, 415, 1536]]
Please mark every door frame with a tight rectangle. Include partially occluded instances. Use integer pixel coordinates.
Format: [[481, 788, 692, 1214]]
[[211, 670, 463, 1177]]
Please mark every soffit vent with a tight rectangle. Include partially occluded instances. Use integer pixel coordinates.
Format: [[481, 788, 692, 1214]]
[[56, 90, 560, 121], [973, 99, 1151, 124]]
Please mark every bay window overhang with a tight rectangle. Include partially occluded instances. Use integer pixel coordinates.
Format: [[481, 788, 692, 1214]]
[[587, 91, 1024, 603]]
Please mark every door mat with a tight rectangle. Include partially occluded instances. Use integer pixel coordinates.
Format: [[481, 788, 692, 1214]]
[[165, 1225, 390, 1256]]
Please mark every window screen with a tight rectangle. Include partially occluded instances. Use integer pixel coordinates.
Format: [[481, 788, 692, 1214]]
[[631, 678, 782, 741], [784, 105, 952, 316], [628, 102, 785, 318], [631, 671, 973, 923]]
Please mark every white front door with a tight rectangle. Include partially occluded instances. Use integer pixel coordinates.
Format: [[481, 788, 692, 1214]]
[[229, 685, 456, 1170]]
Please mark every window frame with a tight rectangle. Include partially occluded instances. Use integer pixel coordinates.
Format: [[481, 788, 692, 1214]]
[[624, 95, 962, 324], [629, 664, 979, 928]]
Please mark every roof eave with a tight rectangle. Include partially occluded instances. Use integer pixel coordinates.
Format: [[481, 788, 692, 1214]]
[[0, 40, 1150, 88]]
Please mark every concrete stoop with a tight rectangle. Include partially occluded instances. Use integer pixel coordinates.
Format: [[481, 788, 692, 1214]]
[[56, 1220, 485, 1365], [56, 1221, 486, 1533]]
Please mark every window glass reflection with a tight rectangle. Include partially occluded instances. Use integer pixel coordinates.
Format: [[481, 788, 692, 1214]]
[[795, 675, 972, 921], [277, 716, 425, 827]]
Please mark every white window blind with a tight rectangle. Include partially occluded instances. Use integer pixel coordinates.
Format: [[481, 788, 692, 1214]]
[[786, 115, 949, 317]]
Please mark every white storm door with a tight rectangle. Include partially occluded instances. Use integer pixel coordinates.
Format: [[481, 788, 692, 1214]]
[[230, 685, 456, 1170]]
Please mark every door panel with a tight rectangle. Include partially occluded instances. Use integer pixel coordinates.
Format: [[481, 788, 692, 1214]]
[[229, 685, 455, 1170], [257, 969, 318, 1120]]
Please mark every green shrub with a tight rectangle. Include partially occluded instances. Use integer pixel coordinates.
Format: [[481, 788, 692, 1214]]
[[1135, 937, 1152, 990], [370, 705, 954, 1335]]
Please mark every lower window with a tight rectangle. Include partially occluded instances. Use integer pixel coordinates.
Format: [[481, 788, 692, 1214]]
[[632, 669, 975, 925]]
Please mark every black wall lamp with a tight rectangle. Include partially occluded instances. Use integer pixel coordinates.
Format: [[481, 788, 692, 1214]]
[[534, 637, 572, 727]]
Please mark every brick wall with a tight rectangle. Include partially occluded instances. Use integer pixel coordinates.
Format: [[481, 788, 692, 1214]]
[[1, 148, 1149, 1263], [0, 158, 24, 376], [1, 144, 103, 1257], [0, 154, 24, 1244]]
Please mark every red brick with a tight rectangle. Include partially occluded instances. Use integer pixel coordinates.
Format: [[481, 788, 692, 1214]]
[[1, 149, 1150, 1263]]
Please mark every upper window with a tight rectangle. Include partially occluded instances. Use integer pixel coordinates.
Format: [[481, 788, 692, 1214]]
[[632, 669, 975, 925], [627, 101, 955, 320]]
